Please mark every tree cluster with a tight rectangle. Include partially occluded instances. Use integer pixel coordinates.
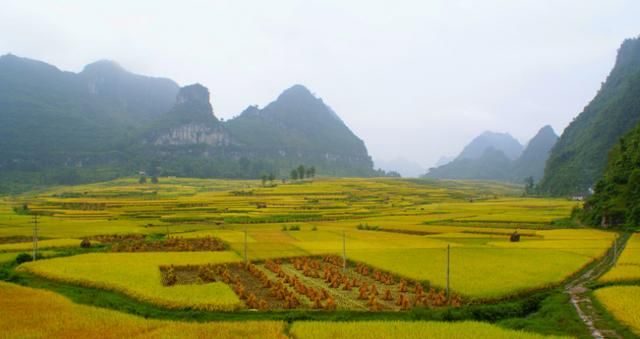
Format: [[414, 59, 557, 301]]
[[289, 165, 316, 180], [581, 121, 640, 228]]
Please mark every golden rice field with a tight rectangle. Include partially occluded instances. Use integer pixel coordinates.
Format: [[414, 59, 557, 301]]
[[19, 252, 244, 311], [0, 281, 570, 338], [599, 233, 640, 283], [0, 177, 628, 337], [0, 238, 85, 252], [289, 321, 568, 339], [0, 281, 285, 339], [0, 177, 615, 302], [594, 286, 640, 335]]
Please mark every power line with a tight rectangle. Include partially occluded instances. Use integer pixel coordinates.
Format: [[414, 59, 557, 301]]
[[32, 214, 39, 262]]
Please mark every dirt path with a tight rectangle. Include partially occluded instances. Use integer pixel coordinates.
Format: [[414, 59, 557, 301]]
[[564, 232, 630, 339]]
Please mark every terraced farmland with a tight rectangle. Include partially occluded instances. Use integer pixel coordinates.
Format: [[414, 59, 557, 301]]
[[599, 233, 640, 284], [0, 177, 627, 338]]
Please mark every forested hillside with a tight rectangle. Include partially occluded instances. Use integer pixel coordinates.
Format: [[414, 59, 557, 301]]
[[581, 120, 640, 227], [0, 55, 374, 192], [540, 37, 640, 195]]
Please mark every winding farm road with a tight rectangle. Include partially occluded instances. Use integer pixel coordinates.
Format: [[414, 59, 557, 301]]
[[564, 232, 630, 339]]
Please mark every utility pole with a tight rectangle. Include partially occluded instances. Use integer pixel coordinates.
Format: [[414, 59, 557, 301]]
[[342, 231, 346, 272], [32, 214, 39, 262], [244, 227, 248, 264], [446, 244, 450, 303]]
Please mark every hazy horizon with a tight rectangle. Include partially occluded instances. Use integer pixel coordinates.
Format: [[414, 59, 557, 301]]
[[2, 0, 639, 168]]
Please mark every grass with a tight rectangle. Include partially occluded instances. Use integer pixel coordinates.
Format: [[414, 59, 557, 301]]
[[0, 250, 58, 264], [498, 292, 591, 338], [593, 286, 640, 335], [0, 281, 286, 338], [289, 320, 568, 338], [18, 251, 244, 310]]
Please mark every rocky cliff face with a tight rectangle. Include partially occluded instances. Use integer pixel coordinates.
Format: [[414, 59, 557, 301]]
[[148, 84, 230, 146], [153, 123, 229, 146]]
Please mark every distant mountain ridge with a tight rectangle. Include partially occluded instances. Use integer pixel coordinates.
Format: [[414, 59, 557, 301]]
[[512, 125, 559, 181], [424, 126, 558, 182], [0, 54, 374, 192], [225, 84, 372, 173], [456, 131, 523, 161]]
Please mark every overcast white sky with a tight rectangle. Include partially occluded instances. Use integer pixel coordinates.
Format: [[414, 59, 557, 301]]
[[1, 0, 639, 168]]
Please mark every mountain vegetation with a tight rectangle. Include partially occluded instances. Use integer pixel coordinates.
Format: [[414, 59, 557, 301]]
[[540, 37, 640, 195], [581, 120, 640, 228], [0, 55, 374, 192], [424, 147, 513, 180]]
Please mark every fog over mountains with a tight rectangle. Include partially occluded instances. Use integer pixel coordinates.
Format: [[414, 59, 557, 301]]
[[424, 127, 558, 182], [0, 55, 374, 191]]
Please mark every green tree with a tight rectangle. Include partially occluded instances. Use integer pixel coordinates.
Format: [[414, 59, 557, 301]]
[[297, 165, 306, 180], [151, 176, 159, 184], [309, 166, 316, 178], [581, 121, 640, 228], [139, 176, 147, 184], [290, 169, 299, 181], [261, 174, 268, 186], [268, 173, 275, 184], [524, 176, 535, 195]]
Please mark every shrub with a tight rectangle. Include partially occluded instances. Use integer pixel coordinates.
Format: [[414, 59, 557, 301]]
[[80, 239, 91, 248], [356, 223, 380, 231], [289, 225, 301, 231], [15, 253, 33, 264]]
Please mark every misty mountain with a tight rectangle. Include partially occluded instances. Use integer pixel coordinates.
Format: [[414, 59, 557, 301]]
[[540, 37, 640, 195], [0, 54, 179, 167], [433, 156, 455, 167], [456, 131, 523, 161], [79, 59, 179, 125], [424, 127, 557, 182], [374, 158, 425, 178], [225, 85, 373, 176], [424, 147, 513, 180], [143, 84, 229, 147], [225, 85, 373, 175], [0, 55, 374, 192], [511, 125, 558, 182]]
